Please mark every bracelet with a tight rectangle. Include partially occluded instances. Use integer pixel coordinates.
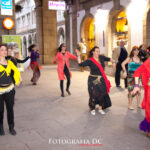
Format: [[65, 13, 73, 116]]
[[134, 84, 139, 87]]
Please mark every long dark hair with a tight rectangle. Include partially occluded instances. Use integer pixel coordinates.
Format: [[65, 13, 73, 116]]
[[129, 46, 139, 58], [28, 44, 36, 52], [88, 46, 99, 58], [57, 43, 65, 52]]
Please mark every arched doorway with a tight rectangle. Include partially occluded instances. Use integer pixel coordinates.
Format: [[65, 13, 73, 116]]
[[112, 11, 128, 49], [106, 7, 130, 58], [81, 15, 95, 52]]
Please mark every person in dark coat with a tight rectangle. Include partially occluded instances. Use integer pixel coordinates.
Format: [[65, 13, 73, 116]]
[[112, 41, 128, 88]]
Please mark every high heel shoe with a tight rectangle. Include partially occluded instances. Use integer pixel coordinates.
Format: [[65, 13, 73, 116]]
[[61, 92, 65, 97], [66, 90, 71, 95]]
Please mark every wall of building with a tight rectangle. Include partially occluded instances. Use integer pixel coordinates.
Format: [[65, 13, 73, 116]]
[[70, 0, 150, 59], [15, 0, 37, 58]]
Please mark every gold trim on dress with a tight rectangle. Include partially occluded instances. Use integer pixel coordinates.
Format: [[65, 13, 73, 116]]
[[89, 74, 102, 85]]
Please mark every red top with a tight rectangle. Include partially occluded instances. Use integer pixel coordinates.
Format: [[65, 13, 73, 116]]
[[53, 52, 77, 80], [134, 59, 150, 122]]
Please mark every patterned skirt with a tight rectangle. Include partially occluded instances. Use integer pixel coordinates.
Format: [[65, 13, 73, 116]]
[[127, 72, 142, 98], [88, 75, 112, 110]]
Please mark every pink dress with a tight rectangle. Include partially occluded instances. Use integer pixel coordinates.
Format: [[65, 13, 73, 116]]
[[53, 51, 77, 80]]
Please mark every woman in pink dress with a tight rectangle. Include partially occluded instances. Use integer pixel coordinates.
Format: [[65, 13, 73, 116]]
[[53, 43, 77, 97]]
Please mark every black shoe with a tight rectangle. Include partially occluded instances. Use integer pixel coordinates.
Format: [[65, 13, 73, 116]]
[[61, 92, 65, 97], [33, 83, 37, 85], [116, 85, 121, 88], [9, 126, 16, 136], [66, 90, 71, 95], [0, 126, 5, 136]]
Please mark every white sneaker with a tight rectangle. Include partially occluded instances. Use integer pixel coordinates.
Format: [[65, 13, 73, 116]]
[[98, 109, 105, 115], [91, 110, 96, 115]]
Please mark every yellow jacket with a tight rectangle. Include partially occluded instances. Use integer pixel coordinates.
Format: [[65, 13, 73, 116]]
[[0, 60, 20, 85]]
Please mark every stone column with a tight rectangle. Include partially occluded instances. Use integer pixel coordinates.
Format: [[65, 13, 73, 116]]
[[35, 0, 57, 64], [113, 0, 120, 10], [72, 0, 78, 52]]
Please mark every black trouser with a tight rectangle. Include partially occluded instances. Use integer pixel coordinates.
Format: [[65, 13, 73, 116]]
[[0, 89, 15, 127], [60, 64, 70, 94], [115, 62, 128, 87]]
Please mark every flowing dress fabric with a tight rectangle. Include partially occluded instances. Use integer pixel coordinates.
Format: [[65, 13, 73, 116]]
[[30, 50, 40, 83], [79, 57, 112, 110], [133, 59, 150, 131]]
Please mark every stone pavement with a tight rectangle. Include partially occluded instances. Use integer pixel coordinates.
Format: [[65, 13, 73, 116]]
[[0, 66, 149, 150]]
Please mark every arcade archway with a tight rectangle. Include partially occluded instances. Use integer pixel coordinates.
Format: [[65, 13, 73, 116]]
[[81, 15, 95, 52]]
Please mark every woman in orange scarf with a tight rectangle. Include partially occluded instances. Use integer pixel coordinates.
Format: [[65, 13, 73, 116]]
[[76, 46, 112, 115]]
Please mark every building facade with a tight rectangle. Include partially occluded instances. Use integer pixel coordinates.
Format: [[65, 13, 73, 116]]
[[15, 0, 37, 58], [65, 0, 150, 58]]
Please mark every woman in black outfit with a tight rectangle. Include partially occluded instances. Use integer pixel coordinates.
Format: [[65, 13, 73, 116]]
[[76, 46, 113, 115]]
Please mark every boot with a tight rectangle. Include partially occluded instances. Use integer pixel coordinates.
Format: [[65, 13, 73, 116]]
[[0, 125, 5, 136], [61, 92, 65, 97], [66, 89, 71, 95], [9, 125, 16, 136]]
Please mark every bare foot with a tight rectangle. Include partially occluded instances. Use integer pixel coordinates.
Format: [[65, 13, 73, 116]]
[[128, 106, 135, 110], [137, 105, 142, 108]]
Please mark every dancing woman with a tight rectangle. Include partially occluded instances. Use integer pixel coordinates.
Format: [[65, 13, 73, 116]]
[[53, 43, 77, 97], [132, 50, 150, 138], [75, 46, 112, 115], [28, 44, 40, 85], [122, 46, 142, 109], [0, 44, 21, 136]]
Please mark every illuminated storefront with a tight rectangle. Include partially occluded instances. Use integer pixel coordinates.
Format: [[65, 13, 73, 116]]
[[76, 0, 150, 58], [80, 16, 95, 52]]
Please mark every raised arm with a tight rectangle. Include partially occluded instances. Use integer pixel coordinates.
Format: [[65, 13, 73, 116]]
[[16, 56, 30, 63], [75, 49, 90, 67], [67, 52, 77, 60]]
